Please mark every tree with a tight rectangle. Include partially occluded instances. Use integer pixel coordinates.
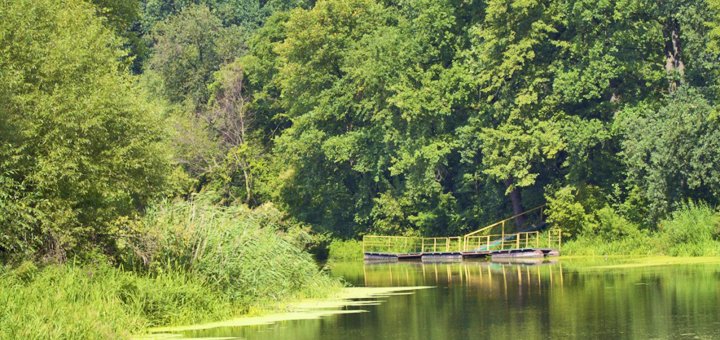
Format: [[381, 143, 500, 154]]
[[616, 87, 720, 224], [461, 0, 567, 221], [0, 0, 170, 259], [91, 0, 147, 72], [147, 4, 243, 106]]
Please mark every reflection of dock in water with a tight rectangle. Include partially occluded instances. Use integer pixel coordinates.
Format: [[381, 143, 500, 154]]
[[361, 261, 565, 291]]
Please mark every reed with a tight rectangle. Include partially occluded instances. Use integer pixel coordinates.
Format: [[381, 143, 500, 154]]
[[0, 262, 235, 339], [0, 195, 341, 339], [134, 195, 342, 306]]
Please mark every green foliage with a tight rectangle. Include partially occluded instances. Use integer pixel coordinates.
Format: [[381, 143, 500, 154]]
[[545, 185, 602, 238], [616, 87, 720, 224], [327, 240, 364, 262], [142, 0, 309, 31], [126, 194, 341, 305], [5, 5, 720, 338], [561, 233, 658, 256], [659, 202, 720, 256], [148, 4, 243, 106], [0, 263, 238, 339], [563, 203, 720, 256], [0, 0, 170, 259], [0, 194, 342, 338], [91, 0, 147, 71], [589, 206, 642, 241], [710, 0, 720, 54]]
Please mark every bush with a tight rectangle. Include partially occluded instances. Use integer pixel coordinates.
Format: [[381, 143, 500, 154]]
[[546, 185, 605, 238], [328, 240, 364, 262], [659, 202, 720, 256], [126, 194, 341, 307], [589, 206, 641, 241], [562, 202, 720, 256]]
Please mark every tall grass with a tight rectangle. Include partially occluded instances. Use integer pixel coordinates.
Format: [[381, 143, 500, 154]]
[[0, 195, 341, 339], [0, 262, 237, 339], [659, 202, 720, 256], [562, 203, 720, 256], [134, 195, 341, 306]]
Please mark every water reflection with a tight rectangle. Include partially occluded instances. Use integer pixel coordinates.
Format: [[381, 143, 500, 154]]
[[184, 260, 720, 339], [359, 260, 564, 292]]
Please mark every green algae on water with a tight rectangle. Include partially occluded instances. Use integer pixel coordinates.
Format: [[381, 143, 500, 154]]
[[143, 286, 432, 337]]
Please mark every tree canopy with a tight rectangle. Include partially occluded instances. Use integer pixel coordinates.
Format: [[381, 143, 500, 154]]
[[2, 0, 720, 259]]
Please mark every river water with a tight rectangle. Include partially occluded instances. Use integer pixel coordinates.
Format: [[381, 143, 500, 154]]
[[180, 258, 720, 339]]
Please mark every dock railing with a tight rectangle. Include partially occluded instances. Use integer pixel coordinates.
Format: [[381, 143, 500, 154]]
[[463, 205, 546, 241], [462, 228, 562, 252], [363, 228, 561, 254], [362, 235, 464, 254], [362, 206, 561, 255]]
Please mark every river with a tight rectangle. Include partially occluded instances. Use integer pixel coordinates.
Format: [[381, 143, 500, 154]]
[[177, 257, 720, 339]]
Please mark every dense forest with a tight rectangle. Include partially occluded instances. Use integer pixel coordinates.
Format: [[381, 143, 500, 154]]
[[2, 0, 720, 337], [4, 0, 720, 258]]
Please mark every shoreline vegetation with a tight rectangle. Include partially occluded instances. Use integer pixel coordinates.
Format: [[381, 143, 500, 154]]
[[327, 203, 720, 261], [0, 195, 343, 339], [3, 0, 720, 339]]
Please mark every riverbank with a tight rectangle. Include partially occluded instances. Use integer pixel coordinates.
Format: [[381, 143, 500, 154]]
[[0, 262, 341, 339], [327, 203, 720, 260], [0, 197, 343, 339]]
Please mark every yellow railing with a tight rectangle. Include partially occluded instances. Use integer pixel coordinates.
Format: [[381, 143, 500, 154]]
[[463, 229, 561, 251], [362, 228, 562, 254], [362, 206, 561, 255], [362, 236, 463, 254], [421, 237, 463, 253], [362, 235, 423, 254], [463, 205, 546, 240]]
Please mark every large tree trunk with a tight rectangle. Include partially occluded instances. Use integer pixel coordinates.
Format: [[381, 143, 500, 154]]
[[664, 18, 685, 93], [505, 178, 526, 228]]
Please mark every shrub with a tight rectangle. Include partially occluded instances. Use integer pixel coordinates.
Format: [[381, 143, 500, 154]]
[[546, 185, 602, 238], [328, 239, 364, 262], [126, 194, 341, 307], [659, 202, 720, 256], [590, 206, 641, 241]]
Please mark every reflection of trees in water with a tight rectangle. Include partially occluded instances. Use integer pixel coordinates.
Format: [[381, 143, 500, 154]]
[[190, 262, 720, 339]]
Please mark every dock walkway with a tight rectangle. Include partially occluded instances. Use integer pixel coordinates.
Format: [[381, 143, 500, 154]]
[[363, 206, 562, 262]]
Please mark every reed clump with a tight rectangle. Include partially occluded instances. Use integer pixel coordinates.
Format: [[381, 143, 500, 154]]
[[0, 262, 236, 339], [0, 194, 341, 339], [133, 195, 342, 305]]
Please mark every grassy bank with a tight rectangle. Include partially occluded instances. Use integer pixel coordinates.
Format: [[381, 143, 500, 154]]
[[561, 203, 720, 256], [0, 196, 342, 339], [0, 263, 234, 339]]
